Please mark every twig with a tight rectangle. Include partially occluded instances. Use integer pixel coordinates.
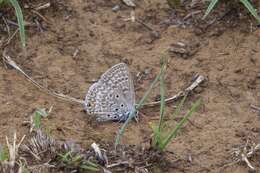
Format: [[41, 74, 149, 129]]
[[142, 74, 205, 107], [250, 104, 260, 112], [2, 16, 11, 38], [91, 143, 108, 165], [3, 29, 19, 47], [2, 51, 84, 104], [34, 18, 44, 32], [5, 19, 34, 27], [135, 19, 160, 38], [221, 139, 260, 172], [2, 51, 205, 110], [183, 10, 201, 21], [31, 10, 51, 24], [241, 153, 255, 171], [124, 11, 160, 38], [106, 161, 129, 168], [34, 3, 51, 11]]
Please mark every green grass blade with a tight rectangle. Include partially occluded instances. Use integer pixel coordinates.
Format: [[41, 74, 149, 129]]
[[80, 161, 99, 172], [35, 108, 49, 118], [114, 110, 135, 148], [172, 94, 187, 120], [33, 108, 49, 129], [115, 57, 168, 147], [33, 112, 41, 129], [72, 154, 82, 163], [160, 98, 201, 150], [240, 0, 260, 24], [85, 161, 99, 168], [149, 122, 161, 147], [58, 151, 71, 162], [80, 165, 99, 172], [136, 57, 167, 111], [0, 145, 8, 161], [202, 0, 219, 19], [9, 0, 26, 47], [158, 59, 167, 131]]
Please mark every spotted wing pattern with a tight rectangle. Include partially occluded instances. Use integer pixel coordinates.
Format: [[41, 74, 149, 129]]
[[84, 63, 135, 121]]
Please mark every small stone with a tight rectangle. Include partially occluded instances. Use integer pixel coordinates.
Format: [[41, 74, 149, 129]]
[[89, 30, 95, 37], [112, 5, 120, 12], [229, 87, 240, 99], [234, 68, 242, 73]]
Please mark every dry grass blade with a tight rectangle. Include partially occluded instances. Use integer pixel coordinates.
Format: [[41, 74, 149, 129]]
[[2, 51, 84, 104], [20, 130, 57, 162], [122, 0, 136, 7], [220, 139, 260, 172], [143, 74, 205, 107], [251, 104, 260, 113], [91, 143, 108, 165], [20, 130, 101, 172], [0, 133, 25, 173]]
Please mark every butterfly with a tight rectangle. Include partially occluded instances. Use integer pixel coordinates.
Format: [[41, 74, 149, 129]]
[[84, 63, 136, 122]]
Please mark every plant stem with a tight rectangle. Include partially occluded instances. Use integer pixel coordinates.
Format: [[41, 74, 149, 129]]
[[160, 98, 201, 150], [158, 60, 167, 132], [115, 57, 168, 148]]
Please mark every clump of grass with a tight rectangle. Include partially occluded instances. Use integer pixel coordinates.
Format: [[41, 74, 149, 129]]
[[203, 0, 260, 24], [20, 129, 100, 172], [25, 108, 100, 172], [0, 0, 26, 47], [115, 54, 201, 150], [0, 107, 101, 172], [115, 56, 168, 148], [148, 60, 201, 151], [58, 151, 100, 172], [149, 95, 201, 151]]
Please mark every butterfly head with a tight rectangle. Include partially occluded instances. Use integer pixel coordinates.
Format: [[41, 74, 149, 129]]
[[84, 100, 95, 114]]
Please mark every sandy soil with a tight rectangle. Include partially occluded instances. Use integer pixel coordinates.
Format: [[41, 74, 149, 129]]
[[0, 0, 259, 172]]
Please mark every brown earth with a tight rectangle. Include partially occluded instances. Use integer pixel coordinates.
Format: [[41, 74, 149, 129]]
[[0, 0, 259, 172]]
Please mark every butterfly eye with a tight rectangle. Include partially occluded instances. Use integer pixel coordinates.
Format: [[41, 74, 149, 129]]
[[120, 104, 124, 107], [115, 95, 119, 98], [107, 114, 111, 117], [115, 108, 119, 111]]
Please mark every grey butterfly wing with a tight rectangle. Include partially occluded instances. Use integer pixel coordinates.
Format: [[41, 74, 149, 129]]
[[84, 63, 135, 121], [100, 63, 135, 106]]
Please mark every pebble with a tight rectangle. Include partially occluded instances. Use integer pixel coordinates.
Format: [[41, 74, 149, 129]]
[[112, 5, 120, 12]]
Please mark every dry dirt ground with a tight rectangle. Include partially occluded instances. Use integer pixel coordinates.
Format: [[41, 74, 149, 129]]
[[0, 0, 260, 172]]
